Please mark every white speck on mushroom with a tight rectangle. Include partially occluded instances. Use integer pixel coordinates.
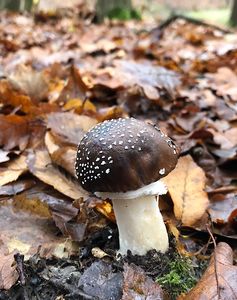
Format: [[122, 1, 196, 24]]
[[159, 168, 165, 175], [105, 168, 110, 174], [101, 161, 106, 165]]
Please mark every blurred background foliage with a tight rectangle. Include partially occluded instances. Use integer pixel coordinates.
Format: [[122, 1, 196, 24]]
[[0, 0, 236, 26]]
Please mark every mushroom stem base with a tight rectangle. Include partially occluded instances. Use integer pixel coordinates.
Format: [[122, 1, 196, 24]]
[[112, 195, 169, 255]]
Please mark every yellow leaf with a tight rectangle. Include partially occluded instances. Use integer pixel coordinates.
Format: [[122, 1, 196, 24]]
[[64, 98, 96, 112], [163, 155, 209, 226]]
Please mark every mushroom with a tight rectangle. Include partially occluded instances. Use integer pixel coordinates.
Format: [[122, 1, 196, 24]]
[[75, 118, 179, 255]]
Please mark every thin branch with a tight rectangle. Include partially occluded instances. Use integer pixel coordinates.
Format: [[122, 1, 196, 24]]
[[152, 14, 232, 39], [206, 224, 221, 300]]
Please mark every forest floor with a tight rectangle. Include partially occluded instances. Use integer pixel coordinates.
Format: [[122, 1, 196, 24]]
[[0, 3, 237, 300]]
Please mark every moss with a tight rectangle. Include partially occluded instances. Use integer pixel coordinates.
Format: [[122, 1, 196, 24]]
[[107, 8, 141, 21], [156, 253, 207, 299]]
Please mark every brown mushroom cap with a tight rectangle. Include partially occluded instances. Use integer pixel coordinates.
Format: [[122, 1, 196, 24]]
[[75, 118, 179, 193]]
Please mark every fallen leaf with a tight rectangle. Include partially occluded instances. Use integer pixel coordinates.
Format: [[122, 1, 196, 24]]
[[94, 60, 180, 100], [9, 65, 48, 102], [184, 242, 237, 300], [163, 155, 209, 226], [0, 179, 35, 196], [13, 183, 79, 238], [122, 263, 163, 300], [45, 131, 76, 176], [0, 150, 10, 163], [47, 112, 97, 145], [0, 80, 34, 114], [0, 155, 28, 186], [209, 129, 237, 150], [0, 253, 18, 290], [207, 67, 237, 101], [27, 149, 87, 200], [63, 98, 96, 113], [224, 128, 237, 147], [0, 115, 30, 151], [175, 112, 206, 133], [0, 198, 78, 261], [208, 193, 237, 224], [78, 261, 123, 300], [56, 65, 88, 105]]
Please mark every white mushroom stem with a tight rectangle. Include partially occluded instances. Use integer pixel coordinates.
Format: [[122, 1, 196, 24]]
[[95, 179, 169, 255], [112, 195, 168, 255]]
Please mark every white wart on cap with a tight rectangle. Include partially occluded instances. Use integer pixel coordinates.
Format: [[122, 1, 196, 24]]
[[75, 118, 179, 193]]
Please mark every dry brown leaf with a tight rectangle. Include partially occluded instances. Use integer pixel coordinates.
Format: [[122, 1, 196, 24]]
[[0, 199, 78, 261], [184, 242, 237, 300], [47, 112, 97, 145], [9, 65, 48, 102], [26, 149, 87, 200], [0, 179, 35, 196], [0, 80, 34, 114], [45, 131, 76, 176], [56, 65, 88, 105], [163, 155, 209, 226], [0, 253, 18, 290], [207, 67, 237, 101], [0, 155, 28, 186], [208, 193, 237, 224], [0, 115, 30, 151], [94, 60, 180, 99], [122, 263, 163, 300]]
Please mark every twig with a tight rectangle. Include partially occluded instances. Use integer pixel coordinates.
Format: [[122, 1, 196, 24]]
[[206, 224, 221, 300], [14, 253, 30, 300], [14, 253, 26, 285], [152, 14, 231, 39]]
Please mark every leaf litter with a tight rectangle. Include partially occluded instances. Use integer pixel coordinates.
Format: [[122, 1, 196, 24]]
[[0, 4, 237, 300]]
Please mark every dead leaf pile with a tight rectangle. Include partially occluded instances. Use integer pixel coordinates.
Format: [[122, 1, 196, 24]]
[[0, 6, 237, 297]]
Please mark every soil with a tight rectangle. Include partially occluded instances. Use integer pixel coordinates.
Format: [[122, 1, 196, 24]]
[[0, 225, 208, 300]]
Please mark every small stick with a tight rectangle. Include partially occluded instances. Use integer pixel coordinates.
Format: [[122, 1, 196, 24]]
[[206, 224, 221, 300], [14, 253, 30, 300], [14, 253, 26, 285], [152, 14, 231, 39]]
